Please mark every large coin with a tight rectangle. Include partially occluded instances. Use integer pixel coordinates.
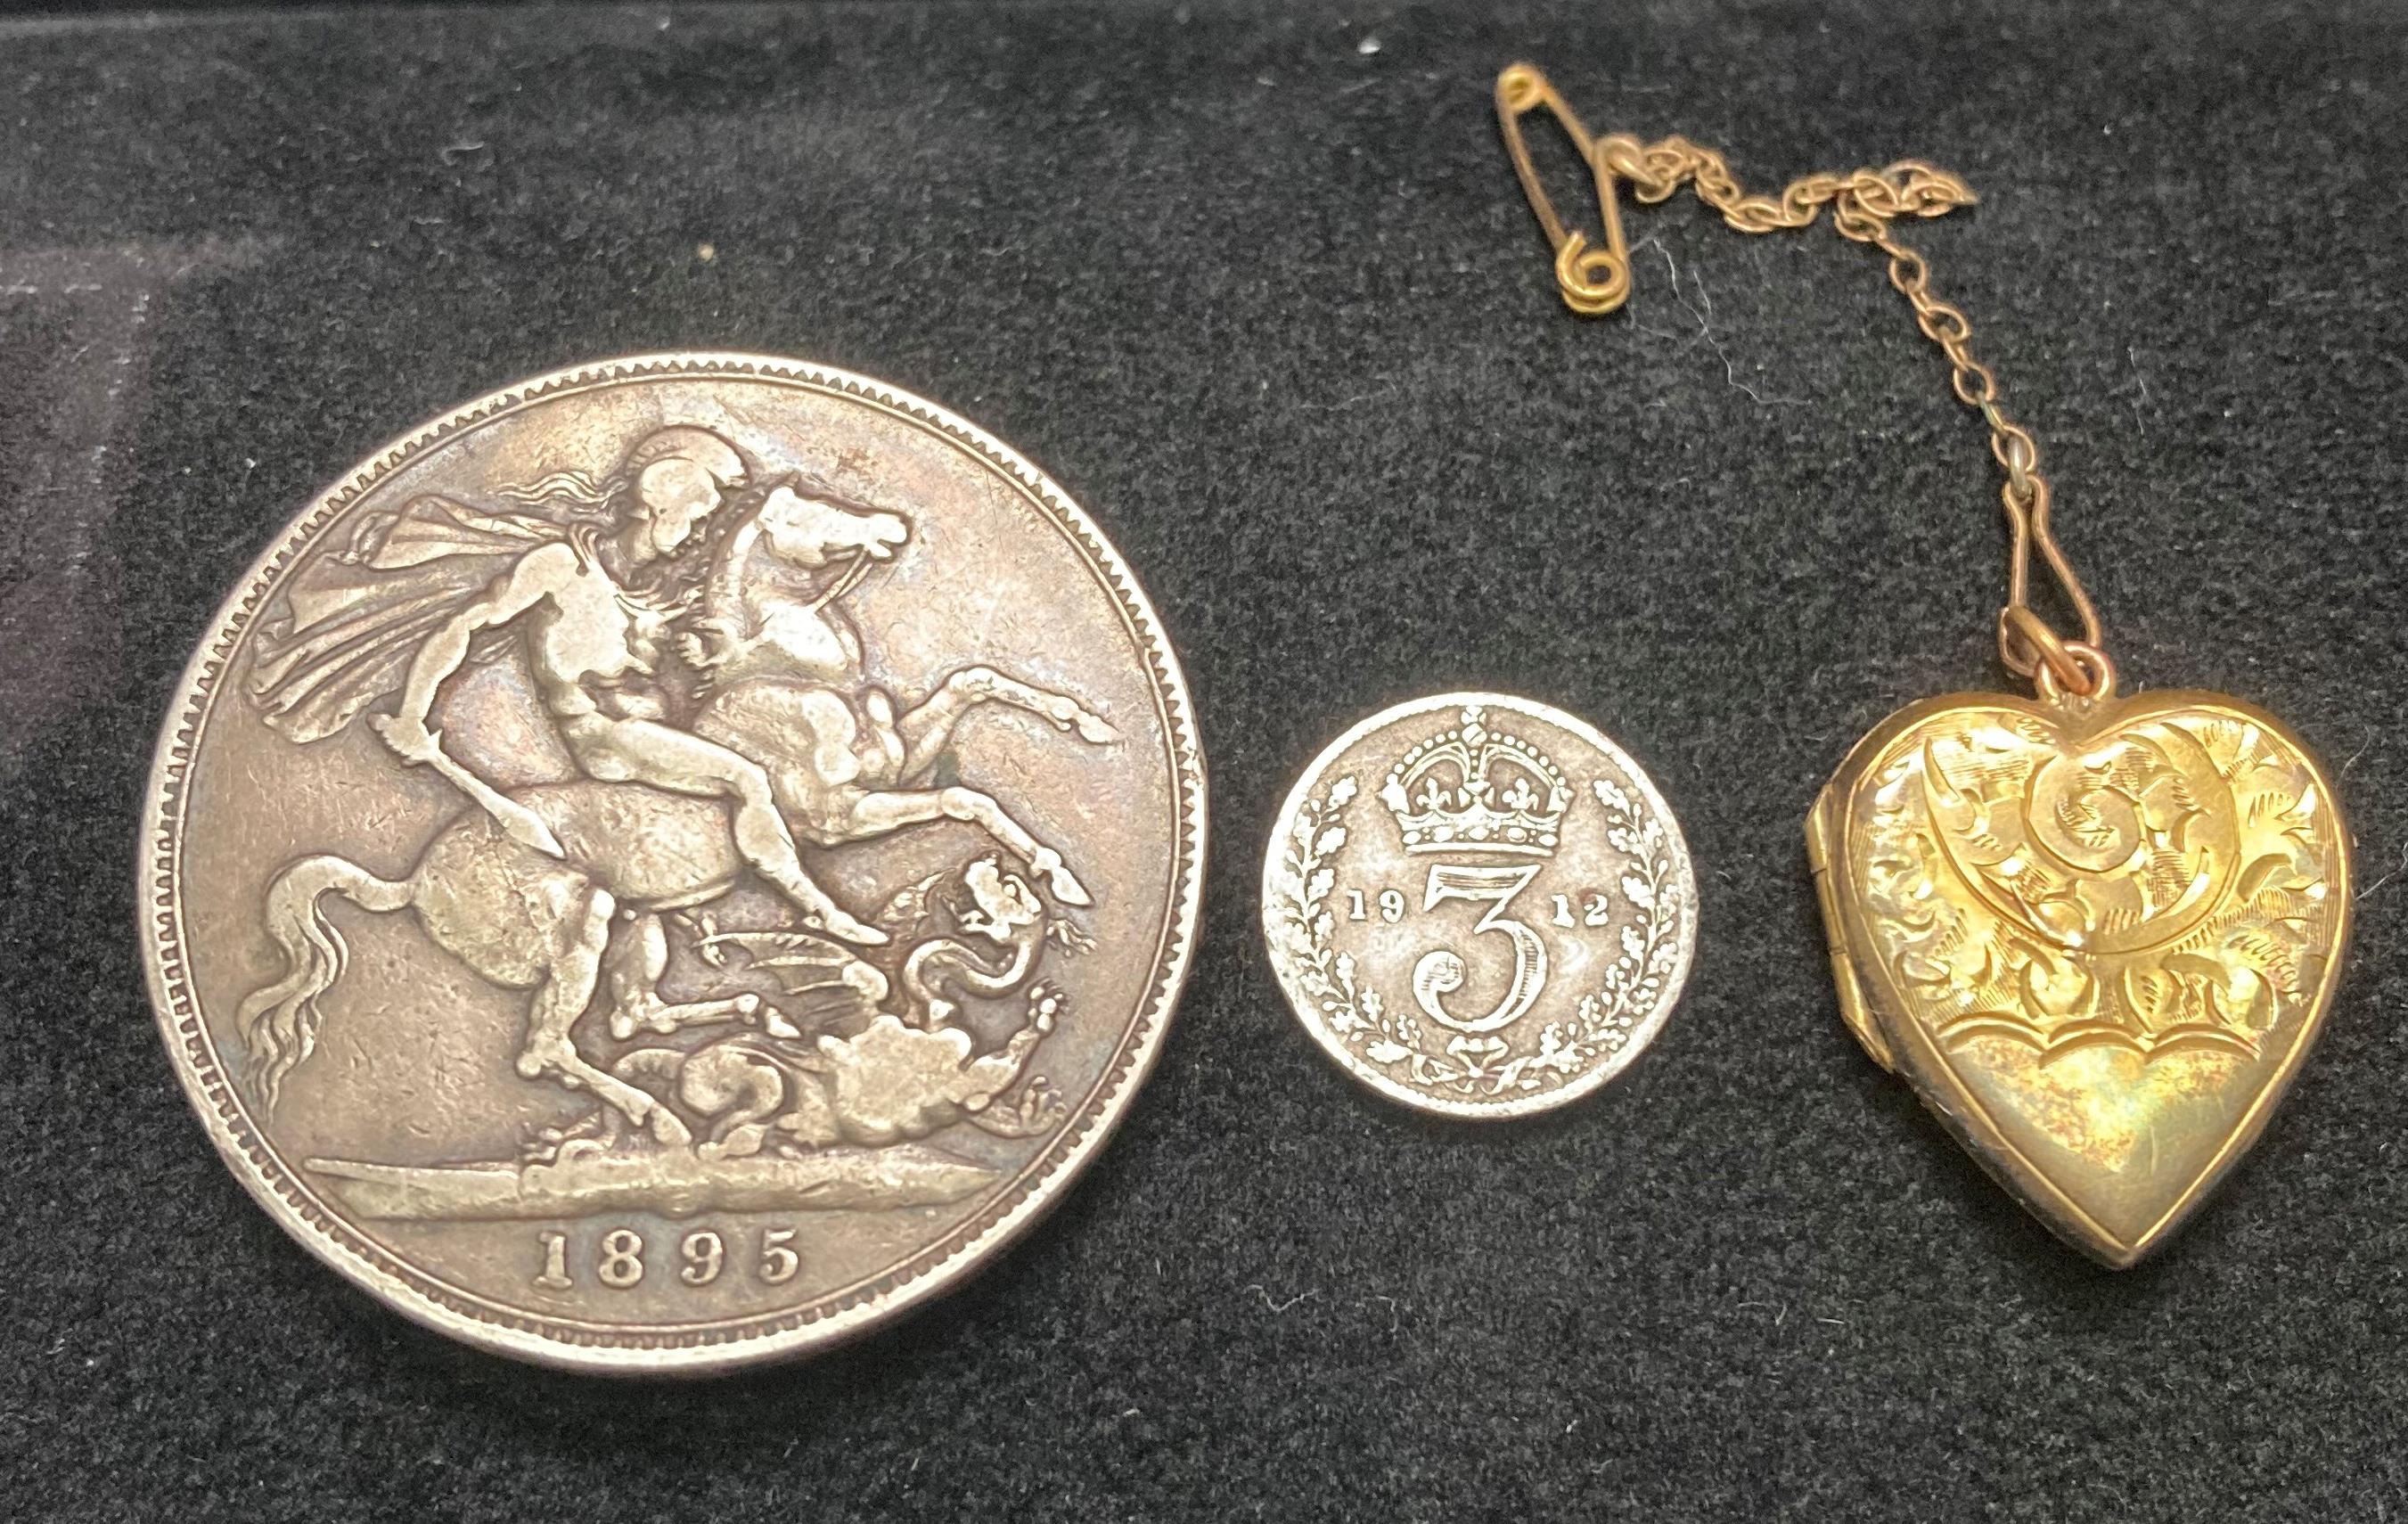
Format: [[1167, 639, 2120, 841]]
[[139, 354, 1205, 1372], [1263, 693, 1695, 1118]]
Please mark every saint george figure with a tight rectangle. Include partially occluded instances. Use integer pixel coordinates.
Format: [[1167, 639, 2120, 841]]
[[247, 425, 886, 946]]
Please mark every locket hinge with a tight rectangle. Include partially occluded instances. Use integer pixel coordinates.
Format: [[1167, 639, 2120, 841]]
[[1807, 789, 1895, 1075]]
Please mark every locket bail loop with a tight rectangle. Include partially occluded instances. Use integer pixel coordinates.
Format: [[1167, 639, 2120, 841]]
[[1996, 476, 2106, 691]]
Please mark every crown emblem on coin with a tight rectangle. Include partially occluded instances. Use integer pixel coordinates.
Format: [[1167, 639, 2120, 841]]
[[1379, 705, 1572, 856]]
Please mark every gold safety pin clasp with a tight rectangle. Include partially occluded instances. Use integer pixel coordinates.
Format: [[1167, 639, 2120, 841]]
[[1495, 62, 1631, 315]]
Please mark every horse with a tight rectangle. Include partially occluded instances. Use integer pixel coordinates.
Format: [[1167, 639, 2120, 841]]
[[233, 474, 1118, 1145]]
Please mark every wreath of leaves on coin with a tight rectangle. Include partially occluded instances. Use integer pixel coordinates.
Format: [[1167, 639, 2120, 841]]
[[1273, 774, 1683, 1097], [1544, 777, 1684, 1077], [1272, 776, 1435, 1079]]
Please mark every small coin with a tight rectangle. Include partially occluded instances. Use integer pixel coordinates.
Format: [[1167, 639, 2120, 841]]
[[139, 353, 1204, 1372], [1262, 692, 1697, 1118]]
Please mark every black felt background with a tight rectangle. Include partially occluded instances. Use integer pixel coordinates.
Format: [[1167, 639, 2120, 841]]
[[4, 2, 2406, 1519]]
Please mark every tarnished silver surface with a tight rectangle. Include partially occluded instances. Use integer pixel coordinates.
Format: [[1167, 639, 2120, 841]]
[[139, 354, 1205, 1372], [1263, 693, 1694, 1118]]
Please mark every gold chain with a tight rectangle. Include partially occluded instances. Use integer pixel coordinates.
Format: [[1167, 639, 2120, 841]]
[[1495, 62, 2108, 697]]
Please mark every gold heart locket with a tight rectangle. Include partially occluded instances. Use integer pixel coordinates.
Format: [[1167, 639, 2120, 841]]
[[1497, 64, 2354, 1265], [1810, 684, 2349, 1265]]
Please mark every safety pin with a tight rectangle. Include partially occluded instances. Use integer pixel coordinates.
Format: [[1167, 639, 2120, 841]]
[[1494, 61, 1631, 315]]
